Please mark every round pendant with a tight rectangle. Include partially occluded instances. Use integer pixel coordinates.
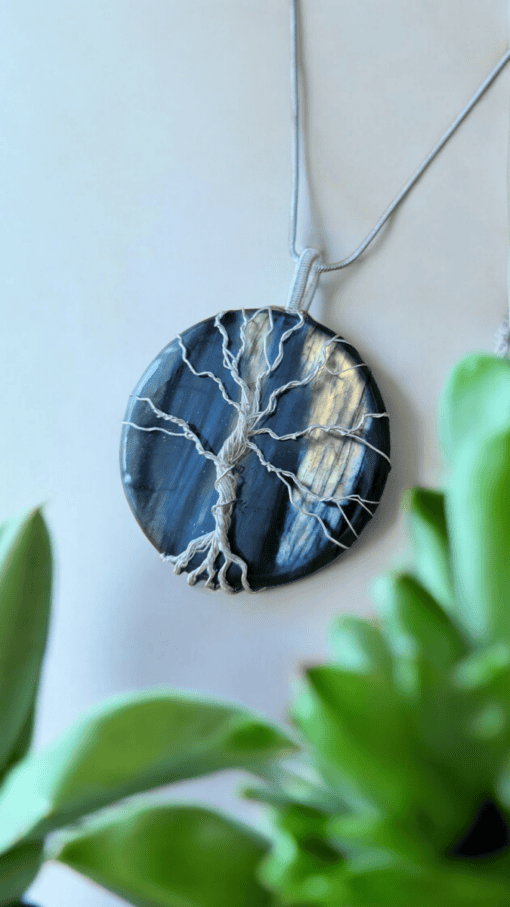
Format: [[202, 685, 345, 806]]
[[120, 307, 390, 593]]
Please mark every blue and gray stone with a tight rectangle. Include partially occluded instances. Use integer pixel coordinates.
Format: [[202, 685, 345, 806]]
[[120, 307, 390, 593]]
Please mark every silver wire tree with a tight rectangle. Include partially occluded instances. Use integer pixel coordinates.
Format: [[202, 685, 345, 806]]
[[125, 307, 390, 592]]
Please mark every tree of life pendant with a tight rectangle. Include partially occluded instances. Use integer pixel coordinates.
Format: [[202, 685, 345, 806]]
[[120, 306, 390, 593]]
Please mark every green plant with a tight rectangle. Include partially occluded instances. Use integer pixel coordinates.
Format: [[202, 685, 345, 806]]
[[0, 509, 297, 906], [4, 350, 510, 907]]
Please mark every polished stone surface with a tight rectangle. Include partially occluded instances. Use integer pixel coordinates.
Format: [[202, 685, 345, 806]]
[[120, 307, 390, 592]]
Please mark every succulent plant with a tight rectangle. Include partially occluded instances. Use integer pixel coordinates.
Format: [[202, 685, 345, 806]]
[[3, 350, 510, 907]]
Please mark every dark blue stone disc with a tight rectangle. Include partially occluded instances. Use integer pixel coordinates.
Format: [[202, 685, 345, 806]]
[[120, 307, 390, 592]]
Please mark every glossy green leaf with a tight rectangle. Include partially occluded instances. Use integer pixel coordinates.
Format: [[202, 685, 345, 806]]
[[401, 659, 485, 799], [372, 573, 467, 671], [0, 840, 43, 906], [0, 508, 52, 777], [468, 702, 506, 740], [328, 615, 393, 677], [259, 803, 345, 906], [446, 425, 510, 644], [450, 644, 510, 783], [329, 811, 434, 865], [453, 642, 510, 691], [372, 574, 497, 796], [292, 666, 454, 826], [438, 353, 510, 464], [56, 802, 272, 907], [2, 708, 36, 780], [0, 689, 297, 852], [404, 488, 454, 615], [243, 757, 346, 814]]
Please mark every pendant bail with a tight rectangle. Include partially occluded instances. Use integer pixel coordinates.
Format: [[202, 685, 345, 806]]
[[286, 247, 322, 313]]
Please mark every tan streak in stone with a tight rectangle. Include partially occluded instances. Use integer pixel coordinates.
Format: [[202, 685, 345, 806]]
[[294, 334, 366, 502]]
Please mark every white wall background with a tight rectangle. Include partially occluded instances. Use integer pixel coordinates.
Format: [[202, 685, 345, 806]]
[[1, 1, 509, 904]]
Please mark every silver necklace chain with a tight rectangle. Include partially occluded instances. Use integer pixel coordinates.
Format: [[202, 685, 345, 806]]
[[289, 0, 510, 278]]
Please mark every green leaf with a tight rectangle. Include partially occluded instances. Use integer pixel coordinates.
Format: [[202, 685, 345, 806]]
[[259, 803, 345, 906], [342, 857, 510, 907], [496, 754, 510, 809], [404, 488, 455, 616], [451, 645, 510, 782], [329, 811, 434, 865], [243, 757, 346, 814], [56, 803, 272, 907], [372, 574, 498, 796], [372, 573, 467, 672], [328, 616, 393, 677], [1, 708, 36, 780], [438, 353, 510, 464], [0, 840, 43, 906], [453, 642, 510, 691], [0, 689, 297, 851], [445, 425, 510, 645], [0, 508, 52, 777], [292, 666, 455, 827]]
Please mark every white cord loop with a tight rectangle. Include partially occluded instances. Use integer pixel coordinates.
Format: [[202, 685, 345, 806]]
[[286, 247, 322, 312]]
